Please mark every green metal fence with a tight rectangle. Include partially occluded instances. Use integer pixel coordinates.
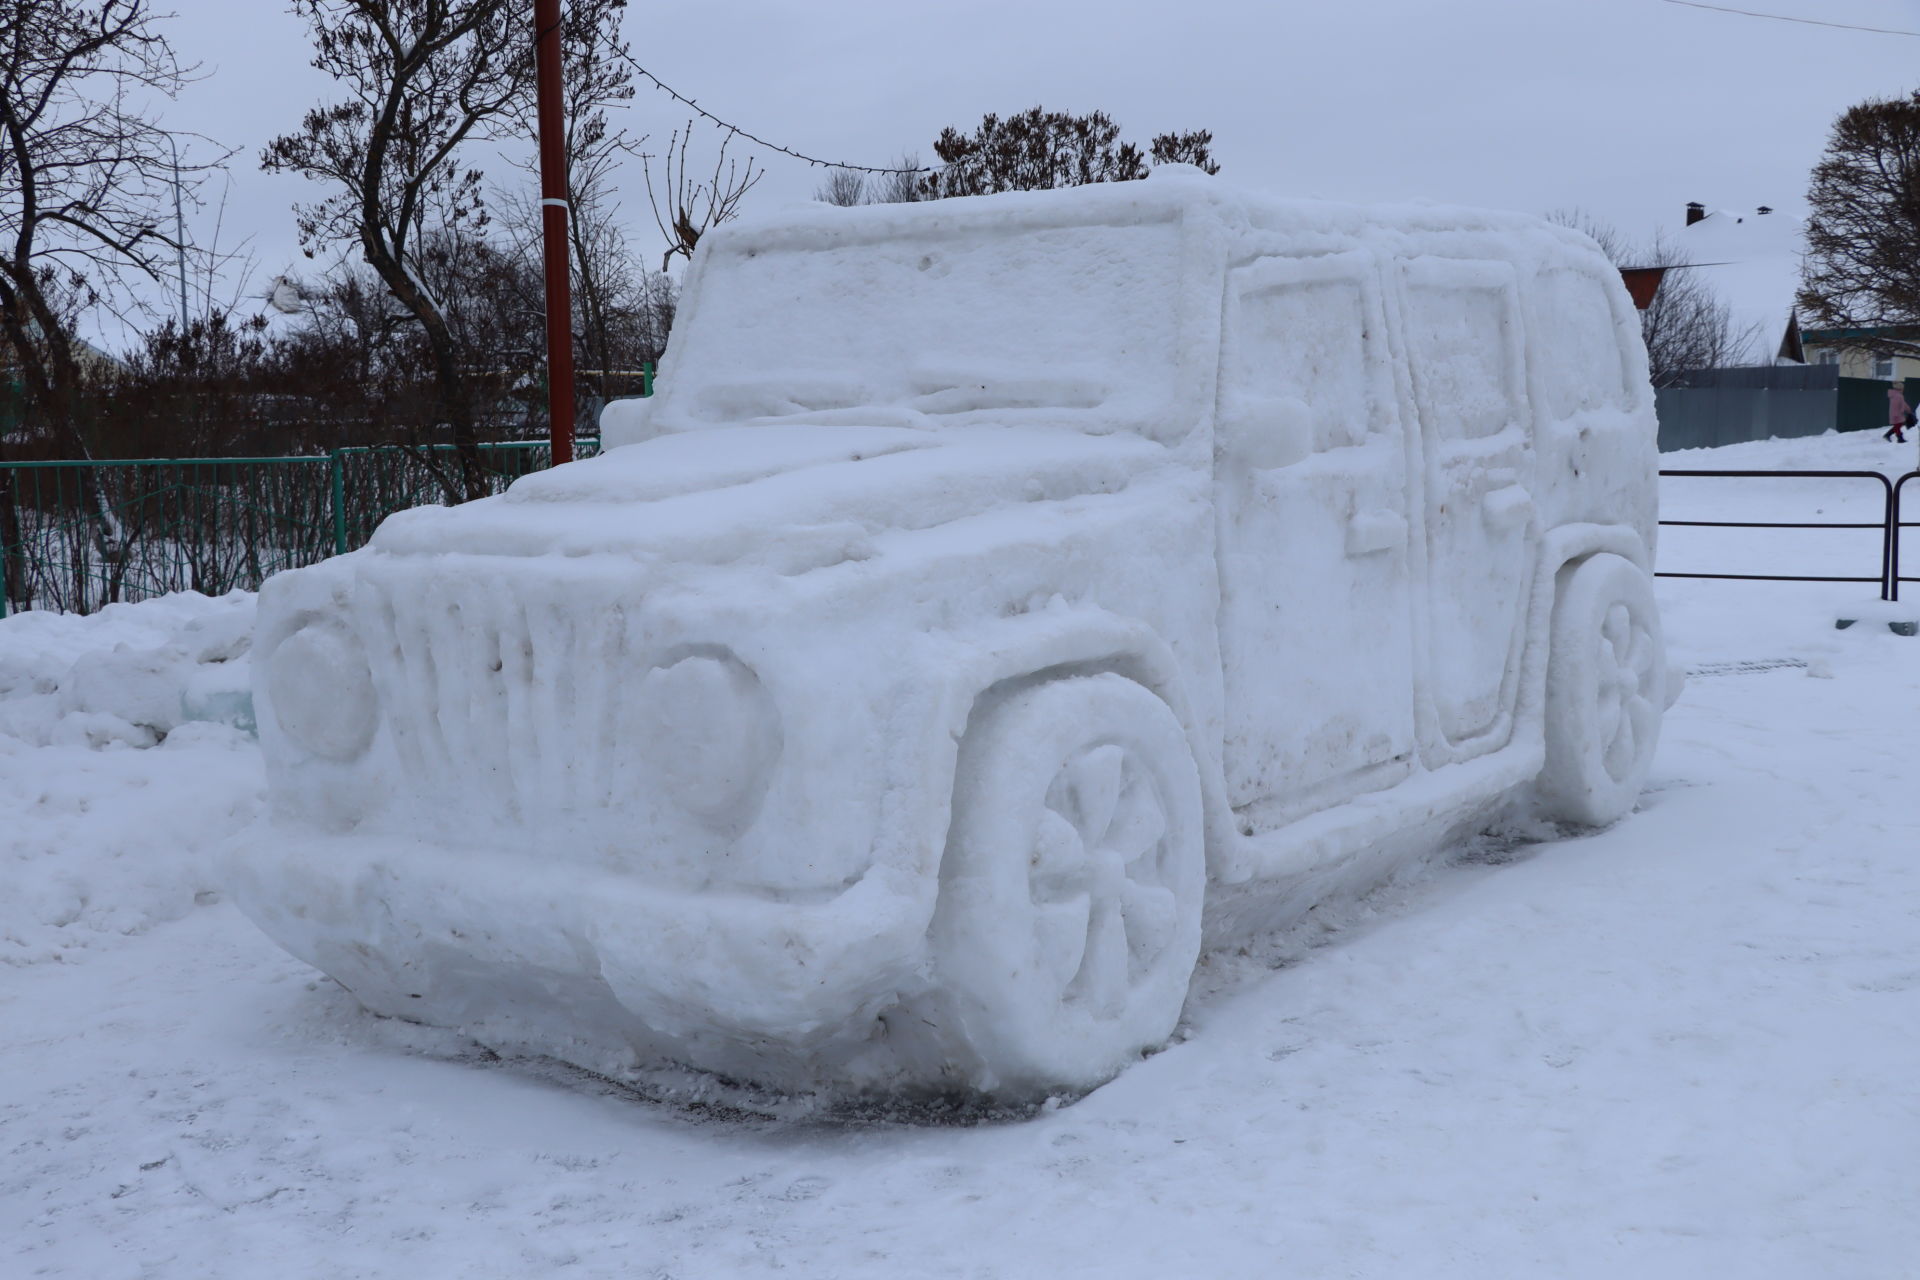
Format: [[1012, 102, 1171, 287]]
[[1838, 375, 1920, 434], [0, 439, 600, 618]]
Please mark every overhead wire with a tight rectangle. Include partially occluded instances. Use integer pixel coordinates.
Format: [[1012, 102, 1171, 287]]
[[606, 45, 936, 175], [1661, 0, 1920, 37], [608, 7, 1920, 182]]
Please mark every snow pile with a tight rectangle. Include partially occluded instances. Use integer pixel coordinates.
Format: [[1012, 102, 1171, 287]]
[[0, 590, 256, 748], [0, 592, 263, 966]]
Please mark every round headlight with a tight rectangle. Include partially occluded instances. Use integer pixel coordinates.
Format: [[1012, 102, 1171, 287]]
[[268, 622, 379, 761], [632, 652, 780, 823]]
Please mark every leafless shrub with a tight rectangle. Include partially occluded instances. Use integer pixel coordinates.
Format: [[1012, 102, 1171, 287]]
[[643, 124, 764, 271], [816, 168, 866, 207]]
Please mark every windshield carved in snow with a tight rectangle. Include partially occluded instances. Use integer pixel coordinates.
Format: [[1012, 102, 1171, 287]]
[[659, 219, 1187, 437]]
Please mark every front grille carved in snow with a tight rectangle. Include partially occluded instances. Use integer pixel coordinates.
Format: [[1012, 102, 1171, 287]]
[[357, 567, 639, 824]]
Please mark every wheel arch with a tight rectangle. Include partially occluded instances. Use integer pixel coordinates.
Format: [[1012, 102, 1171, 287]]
[[1543, 521, 1652, 579], [1512, 522, 1656, 736], [922, 606, 1236, 885], [1533, 543, 1669, 825]]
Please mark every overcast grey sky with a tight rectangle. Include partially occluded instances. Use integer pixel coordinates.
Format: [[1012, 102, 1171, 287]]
[[144, 0, 1920, 342]]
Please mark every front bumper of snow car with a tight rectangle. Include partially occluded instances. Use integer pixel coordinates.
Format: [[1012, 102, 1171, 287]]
[[226, 825, 933, 1089]]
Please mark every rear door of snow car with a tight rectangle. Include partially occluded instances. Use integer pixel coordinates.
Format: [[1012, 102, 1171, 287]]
[[1213, 251, 1416, 819], [1398, 257, 1537, 758]]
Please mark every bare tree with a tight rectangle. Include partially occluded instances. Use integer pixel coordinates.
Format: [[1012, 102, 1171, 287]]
[[0, 0, 212, 457], [0, 0, 217, 609], [1638, 230, 1760, 383], [499, 178, 676, 390], [642, 123, 763, 271], [1549, 210, 1757, 386], [269, 263, 415, 433], [1798, 90, 1920, 360], [263, 0, 532, 501]]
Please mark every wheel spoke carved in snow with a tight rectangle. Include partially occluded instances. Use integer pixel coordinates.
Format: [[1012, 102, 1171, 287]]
[[1595, 605, 1654, 783], [1035, 741, 1178, 1019]]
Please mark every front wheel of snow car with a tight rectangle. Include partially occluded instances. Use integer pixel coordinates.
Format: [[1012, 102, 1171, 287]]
[[932, 673, 1205, 1099], [1536, 553, 1667, 827]]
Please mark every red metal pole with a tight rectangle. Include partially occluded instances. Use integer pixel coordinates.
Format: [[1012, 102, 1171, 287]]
[[534, 0, 575, 465]]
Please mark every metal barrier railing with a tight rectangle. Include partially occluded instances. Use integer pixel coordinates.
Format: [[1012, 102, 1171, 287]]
[[1657, 469, 1909, 600], [0, 439, 599, 618], [6, 456, 1915, 616], [1893, 471, 1920, 602]]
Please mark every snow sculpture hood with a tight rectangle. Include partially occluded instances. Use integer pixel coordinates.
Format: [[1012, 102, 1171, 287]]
[[366, 424, 1165, 567]]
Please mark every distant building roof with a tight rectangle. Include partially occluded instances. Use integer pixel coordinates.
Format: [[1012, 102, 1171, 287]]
[[1673, 207, 1804, 360]]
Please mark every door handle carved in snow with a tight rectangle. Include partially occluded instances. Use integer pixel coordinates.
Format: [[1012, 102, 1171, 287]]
[[1345, 510, 1408, 556], [1481, 484, 1535, 533]]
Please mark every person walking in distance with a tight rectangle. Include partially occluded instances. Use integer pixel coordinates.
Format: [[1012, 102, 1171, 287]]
[[1888, 384, 1916, 443]]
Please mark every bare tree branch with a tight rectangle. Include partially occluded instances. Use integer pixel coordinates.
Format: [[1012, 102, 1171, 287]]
[[642, 122, 762, 272], [0, 0, 216, 460]]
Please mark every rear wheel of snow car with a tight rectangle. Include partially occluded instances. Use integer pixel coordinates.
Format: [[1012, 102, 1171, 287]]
[[1537, 553, 1666, 827], [933, 673, 1205, 1098]]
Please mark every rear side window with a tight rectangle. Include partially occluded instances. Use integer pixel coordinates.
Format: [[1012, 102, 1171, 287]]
[[1232, 278, 1369, 453], [1400, 258, 1528, 442], [1530, 267, 1633, 419]]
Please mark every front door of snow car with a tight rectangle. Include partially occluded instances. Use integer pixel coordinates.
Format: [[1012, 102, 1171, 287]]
[[1213, 252, 1416, 821], [1398, 258, 1537, 758]]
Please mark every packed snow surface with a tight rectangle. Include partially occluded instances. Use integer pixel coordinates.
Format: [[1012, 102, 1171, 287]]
[[3, 430, 1917, 1275]]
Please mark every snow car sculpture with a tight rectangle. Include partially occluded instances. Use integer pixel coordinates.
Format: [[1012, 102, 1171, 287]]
[[232, 169, 1671, 1100]]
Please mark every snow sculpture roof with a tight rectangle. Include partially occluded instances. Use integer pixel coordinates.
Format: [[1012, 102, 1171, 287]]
[[632, 168, 1611, 451]]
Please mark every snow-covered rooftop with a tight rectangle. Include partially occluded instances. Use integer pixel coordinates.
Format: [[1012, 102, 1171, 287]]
[[1667, 208, 1804, 359]]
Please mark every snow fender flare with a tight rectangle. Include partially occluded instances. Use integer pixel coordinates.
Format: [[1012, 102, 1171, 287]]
[[921, 606, 1236, 884], [1507, 524, 1657, 754]]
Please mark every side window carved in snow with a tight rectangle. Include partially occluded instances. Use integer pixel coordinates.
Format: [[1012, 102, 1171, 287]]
[[1530, 268, 1632, 420], [1402, 267, 1525, 442], [1230, 279, 1370, 456]]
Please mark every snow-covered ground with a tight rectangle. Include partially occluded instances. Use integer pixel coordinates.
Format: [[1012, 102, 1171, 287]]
[[3, 430, 1917, 1278]]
